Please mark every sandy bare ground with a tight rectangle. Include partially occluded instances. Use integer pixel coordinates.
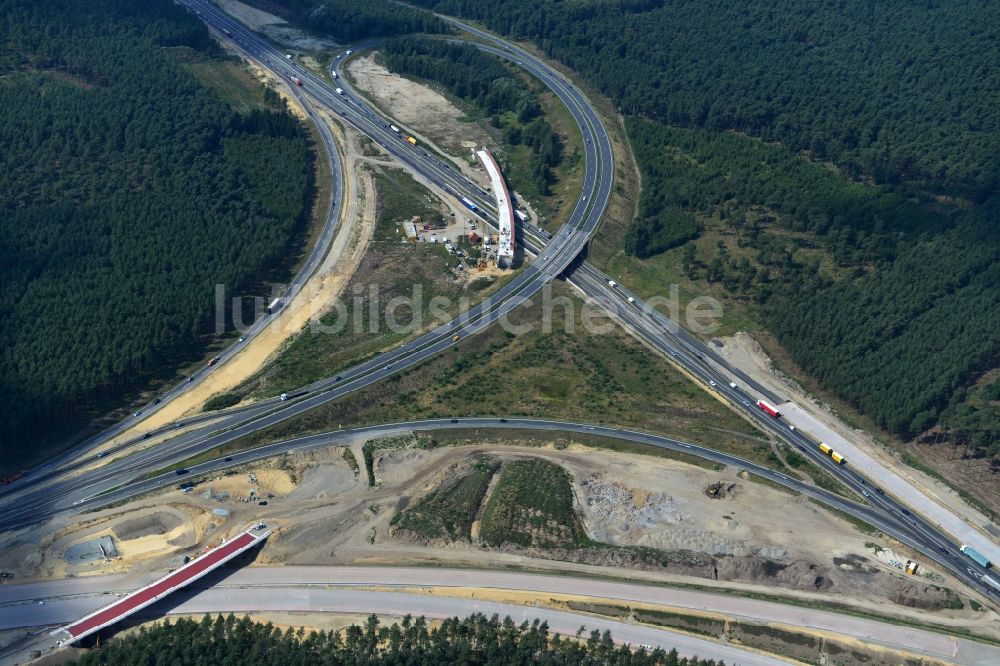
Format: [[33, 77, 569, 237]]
[[215, 0, 339, 50], [3, 442, 995, 639], [268, 444, 992, 629], [712, 332, 1000, 565], [88, 112, 377, 457], [346, 54, 493, 188]]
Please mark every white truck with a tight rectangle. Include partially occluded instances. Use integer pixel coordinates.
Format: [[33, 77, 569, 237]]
[[335, 87, 344, 95]]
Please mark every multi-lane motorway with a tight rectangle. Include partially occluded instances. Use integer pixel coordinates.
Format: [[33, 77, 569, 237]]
[[2, 0, 997, 606], [0, 0, 613, 512]]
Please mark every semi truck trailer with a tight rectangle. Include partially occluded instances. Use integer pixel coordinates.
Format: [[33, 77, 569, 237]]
[[756, 399, 780, 418], [961, 544, 992, 568]]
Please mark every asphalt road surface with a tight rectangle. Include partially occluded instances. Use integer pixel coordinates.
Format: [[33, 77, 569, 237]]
[[5, 567, 998, 664], [3, 0, 996, 607]]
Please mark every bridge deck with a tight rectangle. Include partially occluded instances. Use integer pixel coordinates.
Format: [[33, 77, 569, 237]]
[[58, 527, 268, 643], [476, 149, 515, 264]]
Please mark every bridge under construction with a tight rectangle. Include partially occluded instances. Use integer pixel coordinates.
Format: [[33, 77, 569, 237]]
[[53, 524, 270, 645], [476, 148, 516, 268]]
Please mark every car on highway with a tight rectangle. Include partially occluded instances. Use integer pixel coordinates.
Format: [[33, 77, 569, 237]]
[[709, 380, 716, 387], [224, 457, 232, 462], [175, 469, 189, 476], [743, 400, 750, 406], [153, 398, 161, 405], [451, 419, 459, 423], [499, 418, 508, 423]]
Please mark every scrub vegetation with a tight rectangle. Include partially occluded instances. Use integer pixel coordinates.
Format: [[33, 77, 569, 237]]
[[403, 0, 1000, 454]]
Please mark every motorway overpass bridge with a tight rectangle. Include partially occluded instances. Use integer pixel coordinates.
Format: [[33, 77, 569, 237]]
[[52, 525, 269, 645], [475, 148, 515, 267]]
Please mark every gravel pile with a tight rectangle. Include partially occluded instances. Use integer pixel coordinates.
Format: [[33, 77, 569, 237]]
[[582, 475, 684, 529]]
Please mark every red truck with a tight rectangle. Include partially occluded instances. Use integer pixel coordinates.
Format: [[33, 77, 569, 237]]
[[757, 399, 781, 418]]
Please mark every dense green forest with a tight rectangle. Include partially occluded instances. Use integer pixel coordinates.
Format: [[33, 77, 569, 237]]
[[0, 0, 315, 464], [626, 120, 1000, 442], [410, 0, 1000, 199], [73, 613, 723, 665], [381, 37, 561, 195], [264, 0, 450, 42], [404, 0, 1000, 447]]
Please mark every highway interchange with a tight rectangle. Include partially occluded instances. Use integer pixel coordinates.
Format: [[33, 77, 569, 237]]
[[1, 0, 998, 644]]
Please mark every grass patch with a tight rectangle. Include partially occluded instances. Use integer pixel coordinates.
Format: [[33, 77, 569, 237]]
[[181, 56, 273, 113], [362, 433, 433, 486], [203, 393, 241, 412], [342, 447, 359, 476], [745, 473, 800, 496], [230, 282, 768, 464], [810, 499, 878, 536], [233, 165, 484, 400], [391, 456, 499, 541], [480, 459, 590, 548], [783, 448, 856, 499]]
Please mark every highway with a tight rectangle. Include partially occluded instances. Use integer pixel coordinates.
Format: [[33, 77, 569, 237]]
[[2, 0, 996, 607], [4, 568, 998, 664], [0, 67, 348, 496], [2, 575, 795, 665], [0, 0, 615, 517], [0, 417, 954, 574]]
